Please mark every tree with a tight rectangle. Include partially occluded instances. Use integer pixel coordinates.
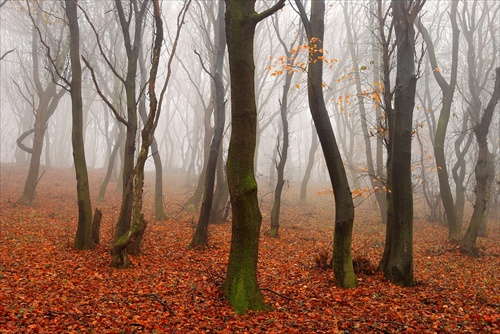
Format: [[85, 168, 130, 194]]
[[379, 0, 424, 287], [295, 0, 356, 288], [223, 0, 285, 314], [343, 0, 386, 223], [82, 0, 149, 256], [461, 67, 499, 256], [269, 15, 301, 238], [299, 121, 318, 204], [418, 0, 461, 241], [17, 1, 67, 205], [111, 0, 191, 267], [138, 46, 166, 220], [190, 0, 226, 247], [65, 0, 94, 250]]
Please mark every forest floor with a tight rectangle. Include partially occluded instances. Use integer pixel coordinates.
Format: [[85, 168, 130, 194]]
[[0, 163, 499, 333]]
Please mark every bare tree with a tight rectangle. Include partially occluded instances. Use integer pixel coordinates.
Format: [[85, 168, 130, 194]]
[[295, 0, 356, 288]]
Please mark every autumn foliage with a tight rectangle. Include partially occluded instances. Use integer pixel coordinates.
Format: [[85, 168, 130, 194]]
[[1, 164, 499, 332]]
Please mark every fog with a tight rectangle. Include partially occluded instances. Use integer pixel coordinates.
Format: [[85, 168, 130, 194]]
[[0, 0, 499, 221]]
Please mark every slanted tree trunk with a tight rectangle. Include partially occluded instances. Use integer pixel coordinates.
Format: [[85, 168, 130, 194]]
[[379, 0, 423, 287], [462, 68, 500, 256], [295, 0, 356, 288], [66, 0, 94, 250], [113, 0, 149, 254], [222, 0, 285, 314], [418, 1, 460, 241]]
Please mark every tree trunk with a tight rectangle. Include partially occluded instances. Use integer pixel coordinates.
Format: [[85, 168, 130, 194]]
[[190, 0, 226, 247], [344, 1, 386, 223], [138, 50, 166, 220], [208, 147, 229, 225], [295, 0, 356, 288], [98, 124, 125, 201], [380, 0, 423, 287], [269, 19, 296, 237], [112, 0, 167, 268], [418, 1, 461, 241], [112, 0, 149, 253], [300, 123, 318, 204], [222, 0, 285, 314], [66, 0, 95, 250], [462, 68, 500, 256]]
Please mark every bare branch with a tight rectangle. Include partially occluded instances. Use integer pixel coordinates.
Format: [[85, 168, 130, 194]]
[[82, 55, 128, 126], [0, 49, 15, 61]]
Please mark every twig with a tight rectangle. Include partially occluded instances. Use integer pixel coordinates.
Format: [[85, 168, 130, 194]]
[[143, 293, 176, 316], [261, 288, 294, 301]]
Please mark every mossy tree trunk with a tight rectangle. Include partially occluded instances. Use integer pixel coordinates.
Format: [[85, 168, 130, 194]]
[[105, 0, 149, 255], [66, 0, 95, 250], [295, 0, 356, 289], [223, 0, 285, 314], [111, 0, 190, 268]]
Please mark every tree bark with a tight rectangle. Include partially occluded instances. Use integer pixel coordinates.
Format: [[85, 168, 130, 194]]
[[65, 0, 95, 250], [223, 0, 285, 314], [295, 0, 356, 288], [380, 0, 423, 287]]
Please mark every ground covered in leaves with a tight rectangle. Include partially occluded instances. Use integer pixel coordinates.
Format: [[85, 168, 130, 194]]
[[1, 164, 499, 333]]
